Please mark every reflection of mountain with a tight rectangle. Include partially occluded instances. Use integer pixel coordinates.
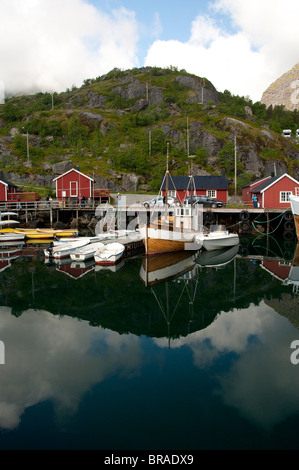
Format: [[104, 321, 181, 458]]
[[0, 242, 298, 338]]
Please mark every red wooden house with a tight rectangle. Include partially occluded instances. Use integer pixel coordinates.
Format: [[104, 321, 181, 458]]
[[53, 168, 95, 201], [244, 173, 299, 209], [53, 168, 110, 203], [0, 177, 18, 202], [161, 173, 229, 204], [242, 176, 271, 205]]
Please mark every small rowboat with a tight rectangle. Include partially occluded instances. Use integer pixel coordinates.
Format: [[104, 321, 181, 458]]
[[44, 238, 90, 261], [94, 242, 125, 265]]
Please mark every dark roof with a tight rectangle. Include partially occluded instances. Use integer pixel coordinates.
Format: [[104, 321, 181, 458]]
[[0, 174, 18, 188], [243, 176, 271, 189], [161, 175, 229, 191], [249, 176, 280, 193]]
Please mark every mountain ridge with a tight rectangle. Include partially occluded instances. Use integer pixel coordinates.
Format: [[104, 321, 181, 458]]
[[0, 66, 299, 195]]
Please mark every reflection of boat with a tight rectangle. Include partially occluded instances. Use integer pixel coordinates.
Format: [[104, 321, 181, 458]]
[[94, 242, 125, 265], [0, 243, 24, 260], [139, 251, 197, 286], [290, 195, 299, 240], [195, 225, 239, 252], [196, 244, 239, 267], [94, 259, 125, 273], [44, 238, 90, 260], [70, 241, 105, 261], [282, 243, 299, 294]]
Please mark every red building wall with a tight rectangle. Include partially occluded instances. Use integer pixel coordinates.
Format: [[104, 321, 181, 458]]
[[55, 170, 93, 200], [242, 177, 271, 204], [0, 182, 7, 201], [263, 176, 299, 209]]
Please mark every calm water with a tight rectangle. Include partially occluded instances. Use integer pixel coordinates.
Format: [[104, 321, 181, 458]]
[[0, 235, 299, 451]]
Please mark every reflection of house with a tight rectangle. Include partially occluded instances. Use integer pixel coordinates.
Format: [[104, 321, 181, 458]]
[[161, 172, 229, 204], [53, 168, 110, 203], [242, 174, 299, 209], [260, 259, 292, 282], [56, 259, 95, 279]]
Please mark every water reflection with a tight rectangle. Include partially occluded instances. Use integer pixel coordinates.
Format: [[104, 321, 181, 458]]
[[0, 237, 298, 448]]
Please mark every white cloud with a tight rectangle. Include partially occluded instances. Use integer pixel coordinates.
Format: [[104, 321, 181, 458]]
[[0, 0, 139, 95], [144, 0, 299, 102]]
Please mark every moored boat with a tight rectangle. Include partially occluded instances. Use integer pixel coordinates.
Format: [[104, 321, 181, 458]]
[[44, 238, 90, 261], [195, 225, 239, 251], [289, 195, 299, 240], [70, 241, 105, 262], [15, 228, 79, 239], [0, 213, 24, 241], [94, 242, 125, 265]]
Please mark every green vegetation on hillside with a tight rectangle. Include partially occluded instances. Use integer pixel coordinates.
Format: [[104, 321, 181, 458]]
[[1, 66, 299, 193]]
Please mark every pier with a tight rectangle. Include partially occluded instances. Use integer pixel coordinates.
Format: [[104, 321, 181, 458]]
[[0, 199, 296, 240]]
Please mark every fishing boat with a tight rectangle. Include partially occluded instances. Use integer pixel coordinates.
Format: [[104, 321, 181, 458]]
[[138, 145, 203, 255], [289, 194, 299, 240], [195, 225, 239, 251], [44, 238, 90, 261], [94, 242, 125, 265], [70, 241, 105, 262]]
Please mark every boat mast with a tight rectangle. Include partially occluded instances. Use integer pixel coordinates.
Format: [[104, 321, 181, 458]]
[[187, 117, 195, 206], [165, 142, 169, 219]]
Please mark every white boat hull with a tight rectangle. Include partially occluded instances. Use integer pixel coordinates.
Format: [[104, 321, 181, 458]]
[[70, 241, 105, 261], [44, 239, 90, 260], [200, 233, 239, 251], [94, 242, 125, 265], [0, 232, 25, 242]]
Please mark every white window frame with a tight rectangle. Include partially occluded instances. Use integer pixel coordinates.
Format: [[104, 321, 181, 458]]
[[168, 190, 176, 198], [280, 191, 292, 203], [207, 190, 216, 198], [295, 187, 299, 196], [70, 181, 78, 198]]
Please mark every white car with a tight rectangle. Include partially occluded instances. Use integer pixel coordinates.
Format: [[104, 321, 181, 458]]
[[143, 196, 180, 208]]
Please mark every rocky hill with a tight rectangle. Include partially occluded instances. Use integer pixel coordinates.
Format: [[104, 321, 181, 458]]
[[261, 62, 299, 112], [0, 66, 299, 195]]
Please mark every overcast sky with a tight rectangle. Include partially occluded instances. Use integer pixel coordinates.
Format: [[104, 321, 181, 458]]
[[1, 0, 299, 103]]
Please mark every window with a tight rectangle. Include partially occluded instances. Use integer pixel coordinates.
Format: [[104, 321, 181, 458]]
[[70, 181, 78, 197], [207, 190, 216, 198], [295, 187, 299, 196], [168, 190, 176, 197], [280, 191, 292, 202]]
